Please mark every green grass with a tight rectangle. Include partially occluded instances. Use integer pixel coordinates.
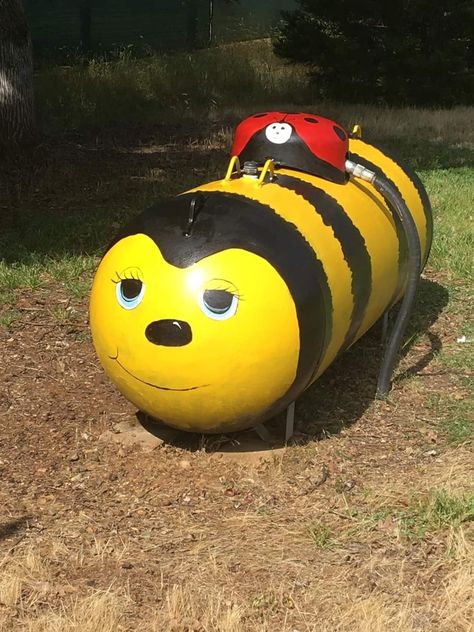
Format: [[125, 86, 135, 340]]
[[439, 320, 474, 372], [0, 254, 97, 298], [308, 523, 334, 548], [426, 388, 473, 446], [398, 489, 474, 539], [422, 167, 474, 280], [440, 411, 474, 446], [251, 593, 278, 612], [0, 261, 43, 291], [345, 489, 474, 542], [0, 309, 21, 331]]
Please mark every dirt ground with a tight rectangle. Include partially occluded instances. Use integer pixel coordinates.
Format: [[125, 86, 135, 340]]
[[0, 130, 473, 631]]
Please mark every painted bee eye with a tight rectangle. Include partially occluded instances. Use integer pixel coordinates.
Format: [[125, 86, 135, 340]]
[[116, 279, 145, 310], [199, 289, 238, 320]]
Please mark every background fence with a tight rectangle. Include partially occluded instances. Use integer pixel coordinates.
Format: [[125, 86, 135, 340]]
[[25, 0, 296, 62]]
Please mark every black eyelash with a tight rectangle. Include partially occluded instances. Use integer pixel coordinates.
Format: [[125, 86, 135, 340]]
[[111, 270, 143, 284], [213, 285, 245, 301]]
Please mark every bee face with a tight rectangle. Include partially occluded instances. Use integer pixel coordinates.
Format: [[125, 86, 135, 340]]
[[90, 233, 300, 432]]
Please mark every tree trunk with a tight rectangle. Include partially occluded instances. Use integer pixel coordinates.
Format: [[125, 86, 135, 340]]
[[0, 0, 36, 150], [79, 0, 92, 56]]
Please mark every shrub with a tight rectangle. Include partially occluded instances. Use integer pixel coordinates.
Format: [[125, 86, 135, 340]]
[[274, 0, 474, 106]]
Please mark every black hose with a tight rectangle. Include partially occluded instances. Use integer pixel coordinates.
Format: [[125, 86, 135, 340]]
[[372, 176, 422, 399]]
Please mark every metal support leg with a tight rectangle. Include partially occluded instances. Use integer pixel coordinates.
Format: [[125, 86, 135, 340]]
[[255, 423, 272, 443], [285, 401, 295, 442], [381, 310, 390, 345]]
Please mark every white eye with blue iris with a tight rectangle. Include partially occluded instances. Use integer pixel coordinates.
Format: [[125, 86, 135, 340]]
[[116, 278, 145, 310], [199, 289, 238, 320]]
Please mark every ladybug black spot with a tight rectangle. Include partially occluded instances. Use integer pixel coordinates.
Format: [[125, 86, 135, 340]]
[[304, 117, 319, 123], [253, 113, 267, 118], [333, 126, 347, 140]]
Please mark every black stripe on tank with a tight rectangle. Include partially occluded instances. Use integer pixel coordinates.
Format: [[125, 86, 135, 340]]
[[348, 152, 409, 306], [371, 143, 433, 267], [276, 174, 372, 352], [111, 190, 333, 418]]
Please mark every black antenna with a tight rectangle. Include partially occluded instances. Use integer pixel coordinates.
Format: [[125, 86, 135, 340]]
[[183, 193, 205, 237]]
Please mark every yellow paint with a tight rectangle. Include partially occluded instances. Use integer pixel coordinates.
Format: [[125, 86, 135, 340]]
[[90, 137, 431, 433], [192, 137, 430, 378], [224, 155, 241, 182], [283, 168, 400, 372], [349, 138, 429, 264], [90, 234, 299, 432], [256, 158, 275, 185], [191, 176, 353, 371]]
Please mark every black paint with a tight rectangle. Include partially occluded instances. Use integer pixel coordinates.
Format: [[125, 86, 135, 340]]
[[333, 126, 347, 140], [276, 174, 372, 354], [121, 278, 142, 299], [348, 151, 409, 306], [369, 143, 433, 266], [203, 289, 233, 313], [238, 128, 347, 184], [111, 191, 334, 416], [145, 319, 193, 347]]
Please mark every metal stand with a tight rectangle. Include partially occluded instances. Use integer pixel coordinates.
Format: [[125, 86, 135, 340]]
[[254, 401, 296, 444], [285, 401, 295, 442], [255, 423, 272, 443], [381, 310, 390, 344]]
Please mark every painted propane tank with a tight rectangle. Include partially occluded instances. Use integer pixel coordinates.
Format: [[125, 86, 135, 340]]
[[90, 112, 432, 434]]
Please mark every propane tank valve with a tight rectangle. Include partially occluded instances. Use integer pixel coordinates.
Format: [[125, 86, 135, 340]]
[[242, 161, 259, 177], [345, 159, 376, 184]]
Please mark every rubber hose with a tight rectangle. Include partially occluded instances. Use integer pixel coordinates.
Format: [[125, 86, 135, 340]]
[[372, 176, 422, 399]]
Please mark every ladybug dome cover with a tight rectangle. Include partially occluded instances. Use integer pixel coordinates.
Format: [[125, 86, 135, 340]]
[[231, 112, 349, 184]]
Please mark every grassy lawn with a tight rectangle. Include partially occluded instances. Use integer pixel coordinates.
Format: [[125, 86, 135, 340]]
[[0, 41, 473, 631]]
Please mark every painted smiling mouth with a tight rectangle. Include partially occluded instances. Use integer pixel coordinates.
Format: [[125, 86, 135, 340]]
[[108, 354, 205, 392]]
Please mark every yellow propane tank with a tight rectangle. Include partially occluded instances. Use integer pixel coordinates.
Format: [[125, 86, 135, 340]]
[[90, 113, 432, 434]]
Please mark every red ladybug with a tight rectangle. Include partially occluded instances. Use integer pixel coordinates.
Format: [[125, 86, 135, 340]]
[[231, 112, 349, 184]]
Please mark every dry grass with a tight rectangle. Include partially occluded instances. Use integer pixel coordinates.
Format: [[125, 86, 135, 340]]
[[323, 559, 473, 632], [1, 528, 472, 631], [159, 585, 245, 632], [144, 523, 474, 631], [23, 591, 125, 632], [218, 102, 474, 147], [1, 447, 472, 630], [0, 544, 128, 632]]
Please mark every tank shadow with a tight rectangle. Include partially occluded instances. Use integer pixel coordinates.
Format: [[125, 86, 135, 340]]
[[136, 277, 449, 453], [137, 411, 287, 455]]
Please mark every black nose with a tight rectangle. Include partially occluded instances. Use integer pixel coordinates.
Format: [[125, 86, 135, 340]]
[[145, 319, 192, 347]]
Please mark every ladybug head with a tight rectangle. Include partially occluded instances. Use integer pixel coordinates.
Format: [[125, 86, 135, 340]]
[[231, 112, 349, 184]]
